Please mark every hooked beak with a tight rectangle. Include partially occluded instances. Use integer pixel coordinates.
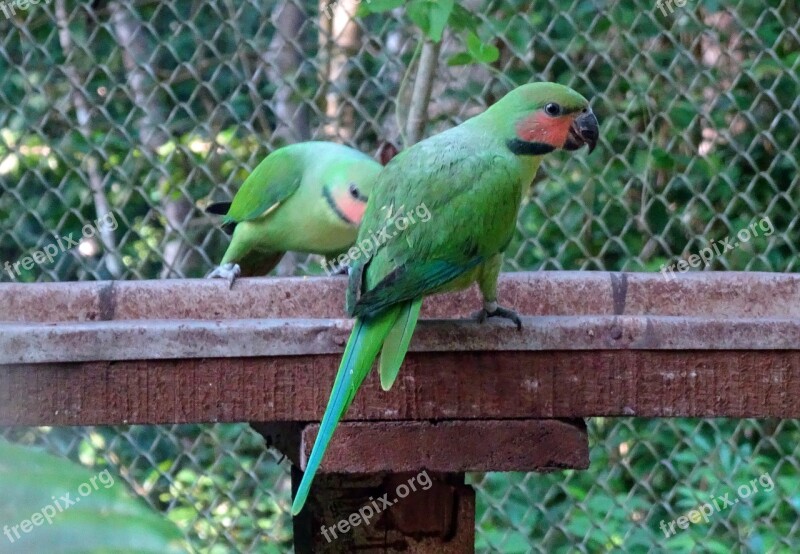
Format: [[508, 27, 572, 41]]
[[564, 110, 599, 153]]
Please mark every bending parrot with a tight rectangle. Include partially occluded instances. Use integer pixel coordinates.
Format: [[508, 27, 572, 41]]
[[291, 82, 599, 515], [206, 142, 385, 286]]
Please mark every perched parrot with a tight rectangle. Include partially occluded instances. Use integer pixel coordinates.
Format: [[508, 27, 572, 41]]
[[206, 142, 385, 286], [291, 82, 599, 515]]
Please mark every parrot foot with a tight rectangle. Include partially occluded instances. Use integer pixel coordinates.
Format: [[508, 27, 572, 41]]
[[472, 301, 523, 330], [206, 263, 241, 289]]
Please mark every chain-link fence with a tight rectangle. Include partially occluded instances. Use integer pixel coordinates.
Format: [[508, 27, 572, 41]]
[[1, 0, 799, 551]]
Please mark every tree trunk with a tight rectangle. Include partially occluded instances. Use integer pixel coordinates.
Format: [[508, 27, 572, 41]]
[[320, 0, 360, 142], [55, 0, 123, 279], [266, 1, 311, 143], [109, 1, 193, 279]]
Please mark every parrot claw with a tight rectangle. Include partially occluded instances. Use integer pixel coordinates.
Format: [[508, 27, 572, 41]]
[[206, 263, 241, 289], [472, 302, 523, 330]]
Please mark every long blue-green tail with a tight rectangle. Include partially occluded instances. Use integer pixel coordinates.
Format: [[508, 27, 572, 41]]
[[291, 309, 398, 515]]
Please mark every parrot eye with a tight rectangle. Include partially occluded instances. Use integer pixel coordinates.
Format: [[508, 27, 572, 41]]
[[544, 103, 562, 116], [348, 183, 361, 200]]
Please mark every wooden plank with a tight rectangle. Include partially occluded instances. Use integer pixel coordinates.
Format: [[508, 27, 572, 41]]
[[2, 271, 800, 323], [254, 419, 588, 473], [259, 420, 584, 551], [2, 315, 799, 364], [302, 419, 589, 472], [2, 271, 799, 425], [3, 350, 799, 425]]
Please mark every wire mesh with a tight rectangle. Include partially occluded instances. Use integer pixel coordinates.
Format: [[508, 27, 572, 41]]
[[1, 0, 799, 551]]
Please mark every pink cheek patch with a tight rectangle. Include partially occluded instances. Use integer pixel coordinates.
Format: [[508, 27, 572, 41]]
[[516, 113, 573, 148], [334, 192, 368, 225]]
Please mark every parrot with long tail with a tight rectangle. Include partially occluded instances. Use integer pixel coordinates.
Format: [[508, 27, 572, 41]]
[[291, 82, 599, 515], [206, 142, 386, 286]]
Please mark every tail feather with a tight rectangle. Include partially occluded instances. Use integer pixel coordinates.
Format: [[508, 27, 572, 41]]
[[291, 309, 398, 515], [379, 299, 422, 391]]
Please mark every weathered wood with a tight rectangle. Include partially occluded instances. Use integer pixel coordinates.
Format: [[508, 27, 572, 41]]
[[291, 469, 475, 554], [2, 271, 800, 323], [2, 272, 799, 426], [257, 420, 572, 553], [254, 419, 588, 473], [3, 315, 800, 364], [3, 350, 799, 425]]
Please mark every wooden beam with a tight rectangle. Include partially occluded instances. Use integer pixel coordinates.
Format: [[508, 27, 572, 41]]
[[256, 420, 586, 551], [254, 419, 589, 473], [3, 315, 800, 364], [2, 271, 799, 323], [2, 272, 799, 425], [3, 350, 799, 425], [291, 470, 475, 553]]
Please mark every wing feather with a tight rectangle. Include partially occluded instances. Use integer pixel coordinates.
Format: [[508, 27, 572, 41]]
[[349, 131, 523, 317], [224, 148, 303, 224]]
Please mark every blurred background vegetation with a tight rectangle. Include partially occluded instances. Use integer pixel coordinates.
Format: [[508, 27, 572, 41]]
[[0, 0, 798, 552], [0, 440, 188, 553]]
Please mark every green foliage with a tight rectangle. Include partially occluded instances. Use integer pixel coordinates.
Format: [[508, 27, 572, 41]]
[[358, 0, 499, 63], [3, 425, 293, 553], [492, 0, 799, 275], [407, 0, 454, 42], [473, 419, 800, 551], [447, 32, 501, 66], [0, 440, 187, 553]]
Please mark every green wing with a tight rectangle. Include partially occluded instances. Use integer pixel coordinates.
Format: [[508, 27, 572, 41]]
[[224, 147, 303, 224], [351, 258, 482, 318], [348, 135, 522, 318]]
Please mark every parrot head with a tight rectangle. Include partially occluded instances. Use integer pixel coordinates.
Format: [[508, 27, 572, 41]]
[[323, 160, 381, 226], [483, 82, 599, 156]]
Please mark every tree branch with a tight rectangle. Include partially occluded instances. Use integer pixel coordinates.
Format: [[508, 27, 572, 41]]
[[405, 38, 440, 146], [55, 0, 123, 279]]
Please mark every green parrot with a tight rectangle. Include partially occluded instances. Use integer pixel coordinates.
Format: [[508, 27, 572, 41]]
[[291, 82, 599, 515], [206, 142, 385, 286]]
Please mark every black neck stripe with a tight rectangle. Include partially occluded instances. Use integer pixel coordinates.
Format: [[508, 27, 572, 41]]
[[322, 185, 357, 225], [507, 139, 555, 156]]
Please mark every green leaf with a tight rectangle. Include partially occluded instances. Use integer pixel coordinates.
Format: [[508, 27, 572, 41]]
[[652, 147, 675, 170], [448, 4, 481, 33], [447, 32, 500, 67], [466, 31, 500, 63], [356, 0, 404, 16], [0, 441, 187, 554], [446, 52, 474, 66], [408, 0, 454, 42], [669, 103, 695, 127]]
